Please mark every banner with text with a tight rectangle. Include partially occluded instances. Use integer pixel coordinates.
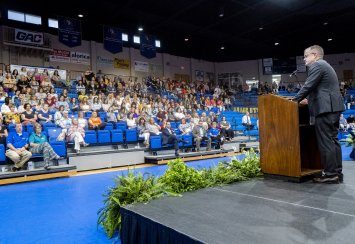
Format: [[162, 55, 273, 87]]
[[134, 61, 149, 72], [10, 64, 67, 82], [114, 58, 130, 69], [140, 34, 156, 59], [103, 26, 122, 54], [49, 49, 90, 65], [58, 16, 81, 47], [49, 49, 71, 63], [15, 29, 44, 45]]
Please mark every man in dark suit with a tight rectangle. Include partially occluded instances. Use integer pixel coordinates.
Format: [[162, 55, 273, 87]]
[[162, 122, 181, 157], [293, 45, 344, 183]]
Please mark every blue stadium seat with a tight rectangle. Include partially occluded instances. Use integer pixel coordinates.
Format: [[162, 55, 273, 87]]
[[104, 123, 114, 131], [84, 130, 97, 144], [150, 135, 162, 150], [50, 141, 66, 157], [125, 128, 138, 143], [85, 111, 92, 118], [0, 144, 6, 162], [97, 130, 110, 144], [170, 122, 177, 129], [25, 124, 34, 135], [99, 112, 107, 121], [8, 124, 16, 133], [43, 123, 57, 134], [47, 128, 63, 142], [111, 130, 124, 143], [116, 122, 127, 131]]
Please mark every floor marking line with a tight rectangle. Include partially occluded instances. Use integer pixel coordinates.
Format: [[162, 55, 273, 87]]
[[212, 187, 355, 218]]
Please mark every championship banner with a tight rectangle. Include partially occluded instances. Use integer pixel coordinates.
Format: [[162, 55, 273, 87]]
[[49, 49, 71, 63], [134, 61, 149, 72], [103, 26, 122, 54], [15, 29, 43, 45], [58, 16, 81, 47], [140, 34, 156, 59], [114, 58, 130, 69]]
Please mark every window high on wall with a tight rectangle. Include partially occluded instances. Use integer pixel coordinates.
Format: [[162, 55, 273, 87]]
[[8, 10, 42, 25]]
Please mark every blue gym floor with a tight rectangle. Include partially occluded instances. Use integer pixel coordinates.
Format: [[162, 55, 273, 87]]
[[0, 155, 244, 244], [0, 145, 353, 244]]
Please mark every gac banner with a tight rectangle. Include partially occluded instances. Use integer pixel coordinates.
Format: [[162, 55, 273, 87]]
[[140, 34, 156, 59], [58, 16, 81, 47], [103, 26, 122, 54], [15, 29, 44, 45]]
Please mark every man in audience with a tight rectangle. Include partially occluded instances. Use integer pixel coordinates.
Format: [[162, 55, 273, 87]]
[[162, 122, 181, 157], [192, 120, 211, 152], [242, 112, 254, 130], [6, 123, 32, 171]]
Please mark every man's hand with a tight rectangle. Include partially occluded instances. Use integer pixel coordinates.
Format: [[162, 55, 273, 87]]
[[300, 98, 308, 105]]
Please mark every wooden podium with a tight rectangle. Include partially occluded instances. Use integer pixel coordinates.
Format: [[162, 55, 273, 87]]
[[258, 94, 322, 180]]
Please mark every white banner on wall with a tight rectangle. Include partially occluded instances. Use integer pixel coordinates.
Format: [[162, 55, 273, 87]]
[[134, 61, 149, 72], [15, 28, 44, 45], [49, 49, 71, 63], [96, 56, 114, 66], [70, 51, 90, 65], [48, 49, 90, 65], [10, 64, 67, 82]]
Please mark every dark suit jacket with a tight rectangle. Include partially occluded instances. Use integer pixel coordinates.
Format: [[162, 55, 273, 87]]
[[294, 59, 344, 119], [162, 127, 175, 145]]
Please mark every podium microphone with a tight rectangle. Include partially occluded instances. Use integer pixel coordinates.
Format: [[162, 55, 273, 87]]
[[289, 69, 298, 77]]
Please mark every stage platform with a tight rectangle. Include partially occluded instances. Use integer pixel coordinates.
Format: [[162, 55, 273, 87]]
[[120, 161, 355, 244]]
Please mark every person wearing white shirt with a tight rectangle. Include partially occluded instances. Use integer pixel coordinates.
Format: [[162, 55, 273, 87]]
[[242, 112, 254, 130]]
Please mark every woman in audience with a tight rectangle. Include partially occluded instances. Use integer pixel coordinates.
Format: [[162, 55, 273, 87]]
[[147, 118, 161, 136], [51, 70, 62, 87], [106, 107, 118, 123], [88, 111, 106, 130], [137, 118, 150, 147], [219, 116, 234, 141], [80, 97, 91, 112], [56, 95, 70, 111], [167, 107, 175, 122], [0, 116, 8, 146], [37, 103, 53, 124], [5, 104, 21, 125], [0, 86, 8, 102], [91, 97, 102, 112], [54, 105, 64, 126], [174, 107, 185, 122], [101, 98, 111, 112], [77, 111, 88, 129], [179, 118, 192, 135], [29, 76, 39, 93], [69, 97, 79, 112], [126, 113, 137, 129], [35, 87, 47, 100], [67, 118, 88, 154], [29, 123, 63, 169], [1, 97, 12, 113], [21, 103, 38, 125]]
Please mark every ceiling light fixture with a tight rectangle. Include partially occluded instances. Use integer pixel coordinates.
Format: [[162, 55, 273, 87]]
[[328, 38, 333, 41], [219, 7, 224, 18], [274, 42, 279, 46], [259, 26, 263, 31], [184, 38, 189, 41], [138, 26, 143, 32], [323, 22, 328, 26], [220, 45, 225, 50], [78, 14, 84, 18]]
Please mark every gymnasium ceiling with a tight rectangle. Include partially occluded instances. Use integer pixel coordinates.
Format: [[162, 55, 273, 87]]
[[2, 0, 355, 62]]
